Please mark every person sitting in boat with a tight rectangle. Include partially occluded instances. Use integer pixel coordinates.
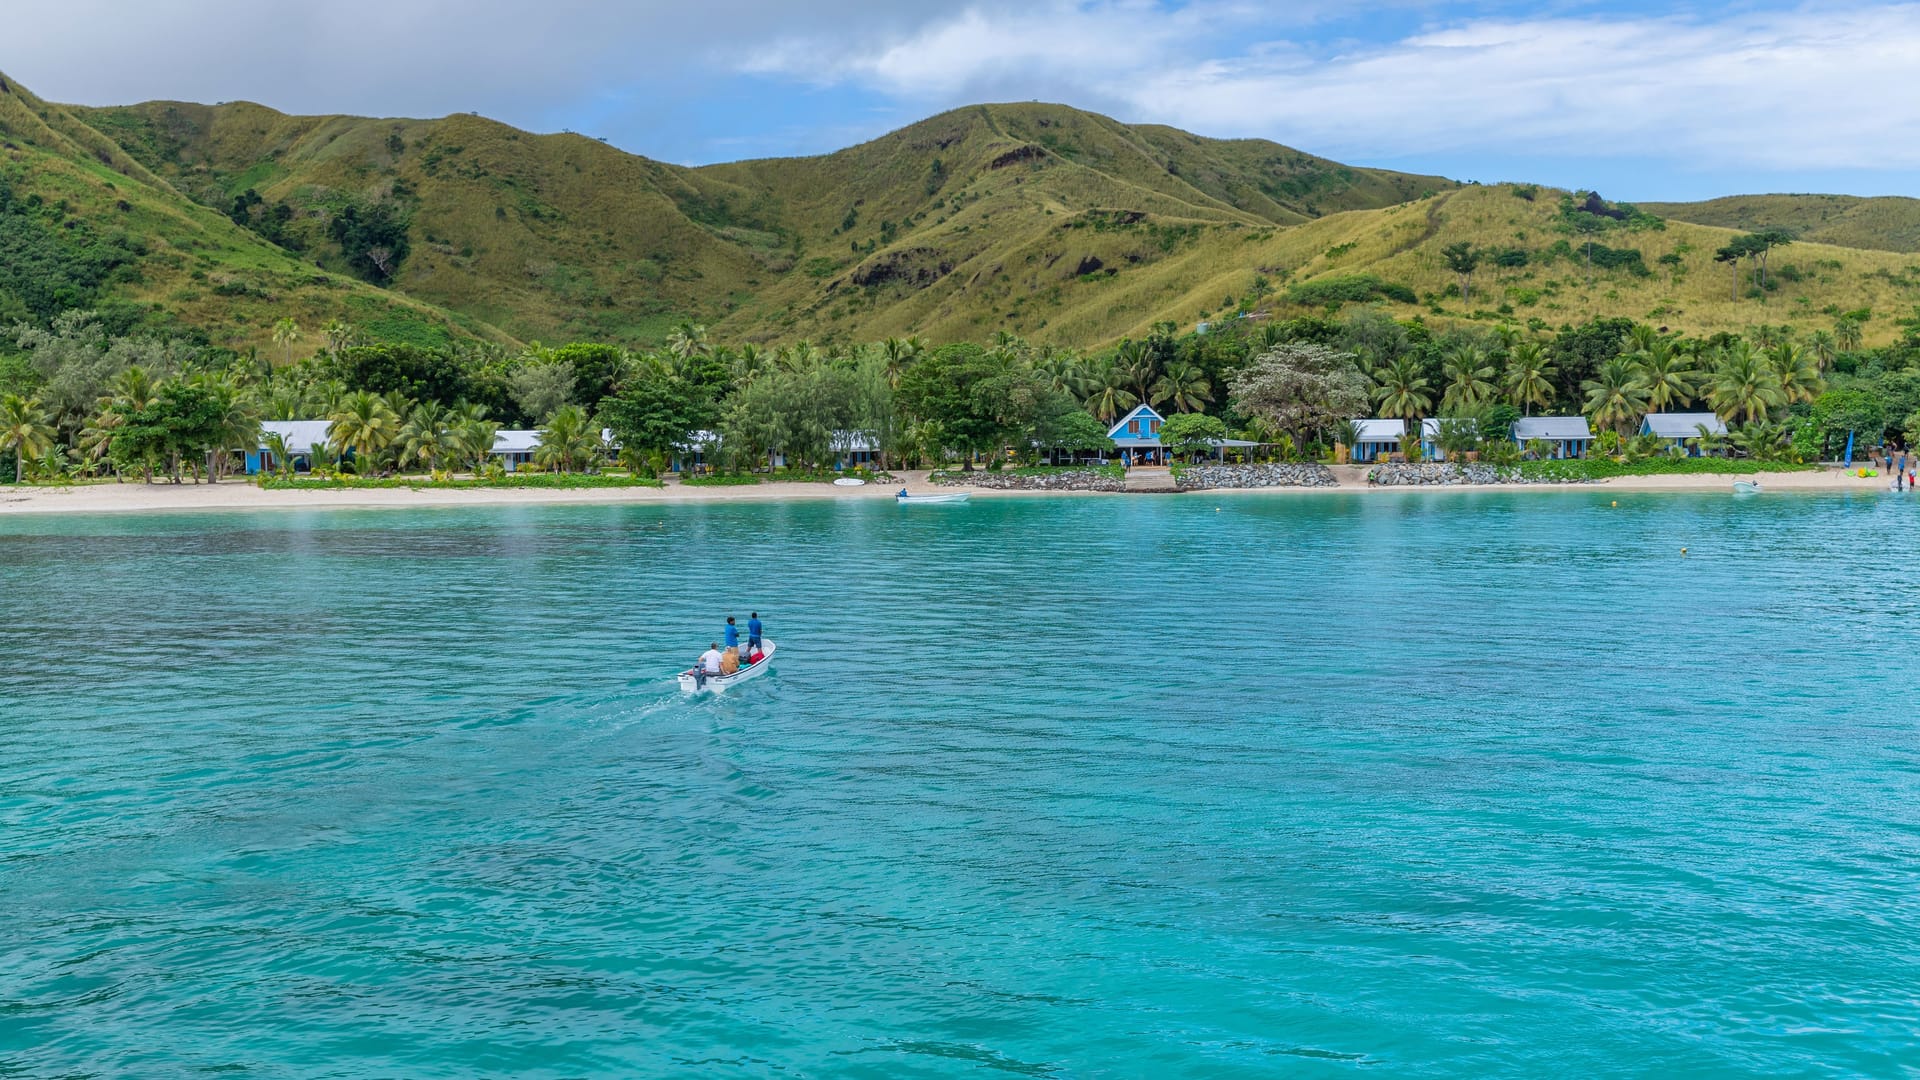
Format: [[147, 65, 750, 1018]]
[[720, 646, 741, 675], [698, 643, 723, 676], [898, 487, 909, 497]]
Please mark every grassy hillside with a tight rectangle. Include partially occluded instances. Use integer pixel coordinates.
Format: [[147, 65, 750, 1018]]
[[1646, 194, 1920, 255], [1222, 186, 1920, 347], [18, 67, 1920, 354], [0, 72, 497, 352], [77, 97, 1453, 346]]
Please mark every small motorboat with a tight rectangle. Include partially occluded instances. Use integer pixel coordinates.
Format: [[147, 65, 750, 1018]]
[[679, 639, 776, 694], [896, 492, 970, 504], [1733, 480, 1762, 495]]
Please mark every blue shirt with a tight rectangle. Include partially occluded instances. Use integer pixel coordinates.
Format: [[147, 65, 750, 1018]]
[[748, 618, 762, 640], [724, 624, 739, 648]]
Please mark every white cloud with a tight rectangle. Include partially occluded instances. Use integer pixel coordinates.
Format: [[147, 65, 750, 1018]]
[[751, 2, 1920, 170]]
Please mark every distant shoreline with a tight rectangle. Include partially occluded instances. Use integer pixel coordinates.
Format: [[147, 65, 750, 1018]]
[[0, 467, 1890, 517]]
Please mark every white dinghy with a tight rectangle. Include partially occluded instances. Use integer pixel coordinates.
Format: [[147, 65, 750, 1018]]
[[896, 492, 970, 505], [679, 639, 777, 694]]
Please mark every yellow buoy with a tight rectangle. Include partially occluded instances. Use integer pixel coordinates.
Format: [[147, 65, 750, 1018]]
[[1611, 500, 1618, 507], [1681, 547, 1689, 556]]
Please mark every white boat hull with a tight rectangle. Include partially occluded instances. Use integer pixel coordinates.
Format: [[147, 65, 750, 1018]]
[[679, 638, 776, 694], [897, 492, 970, 504]]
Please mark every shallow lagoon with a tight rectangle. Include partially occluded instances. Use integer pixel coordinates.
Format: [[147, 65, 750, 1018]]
[[4, 492, 1918, 1076]]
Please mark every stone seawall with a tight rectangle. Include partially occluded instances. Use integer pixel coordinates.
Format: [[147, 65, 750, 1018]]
[[931, 470, 1127, 492], [1176, 464, 1340, 490], [1367, 463, 1587, 486]]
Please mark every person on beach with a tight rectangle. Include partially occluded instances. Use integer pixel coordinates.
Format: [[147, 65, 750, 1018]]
[[1898, 447, 1908, 491], [724, 616, 740, 653], [747, 612, 763, 658]]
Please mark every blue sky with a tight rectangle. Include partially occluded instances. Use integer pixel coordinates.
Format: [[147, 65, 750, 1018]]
[[13, 0, 1920, 201]]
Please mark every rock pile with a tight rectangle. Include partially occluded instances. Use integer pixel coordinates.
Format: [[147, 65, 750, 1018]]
[[1175, 463, 1340, 489], [1367, 463, 1584, 486], [932, 469, 1127, 492]]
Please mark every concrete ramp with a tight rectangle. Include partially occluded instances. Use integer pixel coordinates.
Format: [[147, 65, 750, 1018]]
[[1124, 466, 1180, 493]]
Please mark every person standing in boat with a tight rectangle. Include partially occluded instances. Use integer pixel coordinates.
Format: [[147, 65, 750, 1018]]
[[747, 612, 763, 661], [724, 616, 740, 654]]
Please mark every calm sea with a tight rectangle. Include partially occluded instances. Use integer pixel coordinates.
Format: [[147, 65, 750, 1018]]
[[3, 492, 1917, 1077]]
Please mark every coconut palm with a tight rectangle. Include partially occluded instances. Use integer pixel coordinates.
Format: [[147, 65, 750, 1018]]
[[1440, 344, 1497, 414], [1768, 343, 1823, 406], [1582, 357, 1652, 434], [207, 378, 261, 482], [1804, 329, 1837, 371], [533, 405, 603, 473], [1084, 362, 1139, 424], [450, 416, 502, 474], [1731, 418, 1791, 462], [665, 322, 710, 361], [1371, 355, 1433, 423], [1706, 343, 1786, 423], [1112, 339, 1158, 402], [0, 395, 55, 484], [271, 317, 301, 367], [261, 430, 296, 478], [1834, 317, 1864, 353], [1151, 362, 1213, 413], [327, 390, 401, 472], [1628, 337, 1697, 412], [1502, 342, 1557, 415], [397, 402, 451, 472], [321, 319, 357, 361]]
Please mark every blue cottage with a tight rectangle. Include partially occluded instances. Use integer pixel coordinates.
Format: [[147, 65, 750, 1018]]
[[1108, 404, 1165, 465]]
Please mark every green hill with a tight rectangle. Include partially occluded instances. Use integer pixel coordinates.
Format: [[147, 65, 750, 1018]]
[[0, 73, 498, 351], [73, 95, 1453, 346], [1645, 194, 1920, 255], [3, 65, 1917, 354]]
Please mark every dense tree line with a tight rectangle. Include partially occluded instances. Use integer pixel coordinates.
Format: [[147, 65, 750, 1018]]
[[5, 301, 1920, 483]]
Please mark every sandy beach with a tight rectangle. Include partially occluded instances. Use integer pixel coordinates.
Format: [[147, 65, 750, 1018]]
[[0, 467, 1892, 516]]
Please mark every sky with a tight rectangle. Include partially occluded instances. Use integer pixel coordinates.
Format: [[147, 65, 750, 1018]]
[[9, 0, 1920, 201]]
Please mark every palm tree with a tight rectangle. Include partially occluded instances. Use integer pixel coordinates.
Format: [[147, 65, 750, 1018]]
[[450, 416, 502, 475], [1084, 362, 1139, 424], [321, 319, 357, 361], [1502, 342, 1556, 415], [1113, 340, 1157, 402], [1151, 362, 1213, 413], [271, 317, 301, 368], [327, 390, 401, 473], [1731, 418, 1790, 462], [1582, 357, 1651, 434], [1834, 317, 1864, 353], [262, 430, 295, 478], [206, 377, 261, 482], [0, 395, 55, 484], [397, 402, 451, 472], [1804, 329, 1837, 372], [1768, 343, 1823, 407], [1440, 345, 1497, 414], [1706, 343, 1786, 423], [1372, 355, 1433, 423], [1628, 336, 1696, 412], [533, 405, 603, 473], [665, 323, 710, 361]]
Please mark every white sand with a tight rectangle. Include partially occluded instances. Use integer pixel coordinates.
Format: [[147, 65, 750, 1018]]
[[0, 467, 1892, 517]]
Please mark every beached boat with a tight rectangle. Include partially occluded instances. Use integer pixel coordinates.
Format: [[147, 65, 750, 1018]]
[[679, 639, 776, 694], [1733, 480, 1762, 495], [832, 477, 866, 487], [896, 492, 970, 504]]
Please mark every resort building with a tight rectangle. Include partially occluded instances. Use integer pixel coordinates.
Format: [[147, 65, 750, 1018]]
[[1640, 412, 1728, 455], [1512, 417, 1595, 459], [1349, 419, 1405, 463], [1418, 417, 1480, 462], [1108, 404, 1165, 465], [831, 431, 879, 471], [246, 420, 332, 474], [492, 430, 540, 473]]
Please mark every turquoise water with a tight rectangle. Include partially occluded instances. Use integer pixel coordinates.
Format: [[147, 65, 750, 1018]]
[[4, 492, 1918, 1077]]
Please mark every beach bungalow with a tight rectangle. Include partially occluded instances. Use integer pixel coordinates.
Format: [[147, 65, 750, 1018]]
[[492, 430, 540, 472], [1349, 419, 1405, 463], [1108, 404, 1165, 465], [1512, 416, 1594, 459], [1640, 412, 1727, 456], [1420, 417, 1484, 462], [246, 420, 332, 474], [831, 430, 879, 471]]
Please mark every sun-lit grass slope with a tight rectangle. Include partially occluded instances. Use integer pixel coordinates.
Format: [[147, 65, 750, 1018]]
[[1203, 186, 1920, 345], [1645, 194, 1920, 255], [81, 97, 1454, 347], [1, 73, 495, 351]]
